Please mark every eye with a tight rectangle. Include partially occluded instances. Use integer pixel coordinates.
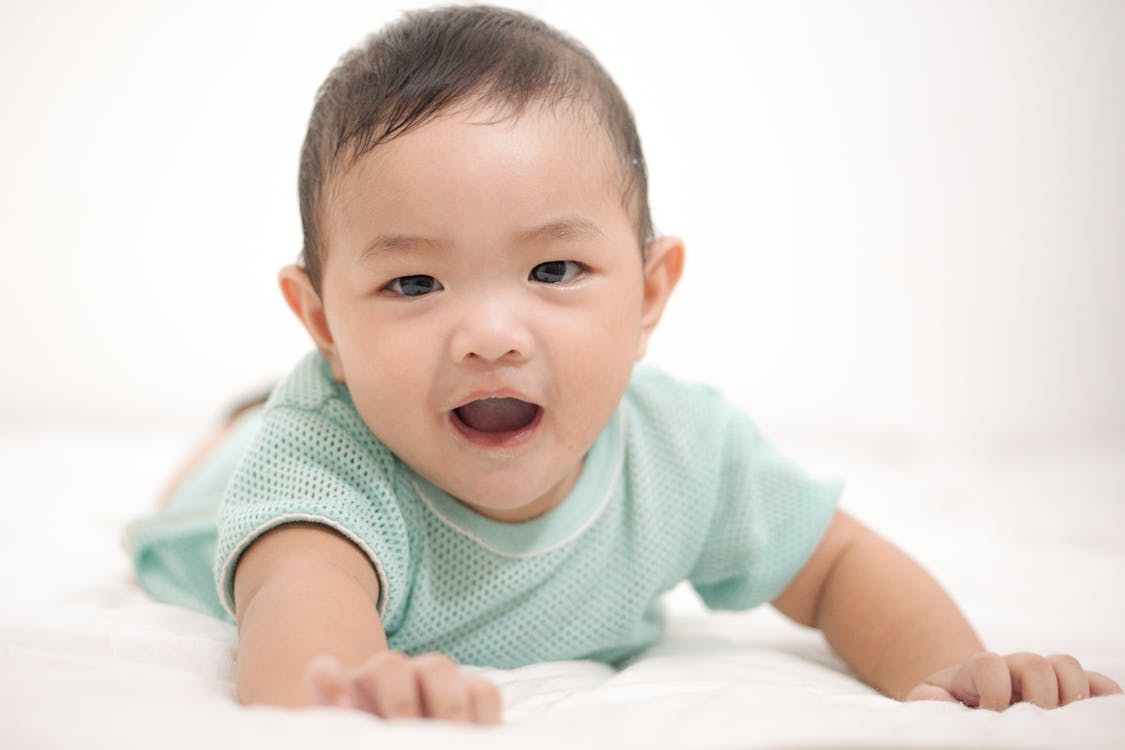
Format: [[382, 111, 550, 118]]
[[529, 260, 585, 284], [386, 275, 443, 297]]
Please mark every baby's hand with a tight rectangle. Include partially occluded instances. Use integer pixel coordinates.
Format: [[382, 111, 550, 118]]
[[905, 652, 1122, 710], [305, 651, 502, 724]]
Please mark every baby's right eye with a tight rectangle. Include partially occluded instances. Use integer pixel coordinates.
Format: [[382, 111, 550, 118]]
[[386, 275, 443, 297]]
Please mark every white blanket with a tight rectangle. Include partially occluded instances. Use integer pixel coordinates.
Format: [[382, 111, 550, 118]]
[[3, 422, 1123, 749]]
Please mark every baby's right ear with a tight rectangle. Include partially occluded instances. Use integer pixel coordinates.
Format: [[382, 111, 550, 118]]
[[278, 265, 345, 382]]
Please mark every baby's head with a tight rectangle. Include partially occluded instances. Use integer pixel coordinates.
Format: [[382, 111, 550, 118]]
[[280, 5, 684, 521], [297, 4, 656, 297]]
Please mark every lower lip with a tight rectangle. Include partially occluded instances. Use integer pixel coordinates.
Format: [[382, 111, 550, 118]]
[[449, 406, 543, 449]]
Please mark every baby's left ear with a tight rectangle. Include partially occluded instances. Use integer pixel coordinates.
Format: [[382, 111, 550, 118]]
[[637, 236, 685, 360]]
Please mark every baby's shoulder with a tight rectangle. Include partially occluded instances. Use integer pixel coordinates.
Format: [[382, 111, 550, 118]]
[[260, 352, 368, 430], [622, 364, 750, 459], [251, 352, 391, 474], [264, 351, 345, 412], [625, 363, 729, 421]]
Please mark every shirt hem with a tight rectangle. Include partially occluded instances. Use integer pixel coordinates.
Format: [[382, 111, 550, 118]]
[[216, 513, 390, 620]]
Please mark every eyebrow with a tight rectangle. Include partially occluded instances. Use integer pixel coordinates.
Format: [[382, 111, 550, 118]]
[[516, 217, 606, 244], [357, 217, 606, 263], [358, 233, 445, 262]]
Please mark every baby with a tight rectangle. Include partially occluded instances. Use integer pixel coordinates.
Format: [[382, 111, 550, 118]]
[[129, 4, 1120, 724]]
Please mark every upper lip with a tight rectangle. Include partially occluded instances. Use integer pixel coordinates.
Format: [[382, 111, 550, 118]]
[[450, 388, 542, 411]]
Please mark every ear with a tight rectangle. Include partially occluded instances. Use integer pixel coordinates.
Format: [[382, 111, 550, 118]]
[[636, 235, 685, 360], [278, 265, 346, 381]]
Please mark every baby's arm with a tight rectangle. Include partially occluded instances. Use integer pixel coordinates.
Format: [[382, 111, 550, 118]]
[[232, 523, 500, 722], [772, 510, 1122, 709]]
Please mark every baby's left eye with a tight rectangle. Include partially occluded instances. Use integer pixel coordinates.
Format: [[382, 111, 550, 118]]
[[529, 260, 584, 284]]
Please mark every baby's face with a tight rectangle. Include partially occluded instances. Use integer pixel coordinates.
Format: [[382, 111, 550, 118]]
[[312, 102, 663, 521]]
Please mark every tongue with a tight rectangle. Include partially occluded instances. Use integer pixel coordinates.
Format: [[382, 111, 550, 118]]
[[455, 398, 539, 433]]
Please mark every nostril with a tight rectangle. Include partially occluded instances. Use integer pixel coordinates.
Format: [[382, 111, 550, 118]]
[[460, 347, 525, 364], [450, 315, 533, 363]]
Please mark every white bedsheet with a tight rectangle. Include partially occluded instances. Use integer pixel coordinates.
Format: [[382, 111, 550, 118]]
[[2, 421, 1123, 749]]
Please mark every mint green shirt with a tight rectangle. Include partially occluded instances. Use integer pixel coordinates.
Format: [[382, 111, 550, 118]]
[[128, 353, 842, 668]]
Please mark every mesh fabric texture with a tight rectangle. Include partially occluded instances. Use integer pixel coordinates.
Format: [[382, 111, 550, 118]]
[[131, 352, 842, 668]]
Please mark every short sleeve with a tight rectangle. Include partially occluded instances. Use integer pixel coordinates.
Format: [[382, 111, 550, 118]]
[[689, 408, 842, 610], [212, 404, 411, 625]]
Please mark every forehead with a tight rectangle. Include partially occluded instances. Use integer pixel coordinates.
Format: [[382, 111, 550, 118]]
[[322, 101, 631, 256]]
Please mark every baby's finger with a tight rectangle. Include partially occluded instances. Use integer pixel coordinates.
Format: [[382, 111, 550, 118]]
[[1088, 671, 1124, 697], [354, 652, 422, 720], [1008, 653, 1059, 708], [306, 654, 353, 708], [956, 652, 1011, 710], [1046, 654, 1088, 705], [466, 675, 502, 724], [414, 653, 473, 723]]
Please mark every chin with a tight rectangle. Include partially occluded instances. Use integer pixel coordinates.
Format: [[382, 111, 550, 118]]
[[459, 482, 555, 518], [464, 490, 536, 514]]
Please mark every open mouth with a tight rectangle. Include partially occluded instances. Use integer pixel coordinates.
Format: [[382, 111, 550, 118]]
[[451, 397, 542, 445]]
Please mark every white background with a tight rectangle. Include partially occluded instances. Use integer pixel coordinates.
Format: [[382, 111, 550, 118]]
[[3, 0, 1123, 463]]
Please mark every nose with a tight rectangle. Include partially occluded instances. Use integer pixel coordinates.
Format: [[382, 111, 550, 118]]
[[449, 291, 535, 364]]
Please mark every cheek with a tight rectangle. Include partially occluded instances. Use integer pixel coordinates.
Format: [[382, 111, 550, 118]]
[[330, 310, 434, 402], [551, 293, 642, 415]]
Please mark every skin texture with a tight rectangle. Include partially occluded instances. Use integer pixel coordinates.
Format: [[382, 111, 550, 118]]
[[228, 100, 1121, 722]]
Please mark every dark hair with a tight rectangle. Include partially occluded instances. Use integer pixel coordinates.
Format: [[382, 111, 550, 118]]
[[298, 4, 654, 294]]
